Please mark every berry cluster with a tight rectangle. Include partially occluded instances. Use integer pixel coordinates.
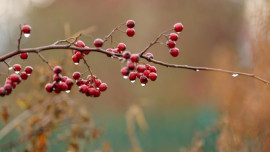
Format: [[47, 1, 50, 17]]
[[121, 53, 157, 86], [0, 65, 33, 97], [165, 23, 184, 57], [72, 40, 90, 65], [45, 66, 74, 93], [73, 72, 108, 97], [126, 20, 135, 37]]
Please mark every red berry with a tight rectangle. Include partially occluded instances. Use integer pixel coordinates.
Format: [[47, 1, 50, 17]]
[[130, 54, 140, 62], [145, 53, 154, 59], [75, 52, 83, 59], [53, 66, 62, 74], [45, 83, 53, 93], [99, 83, 108, 91], [126, 20, 135, 28], [72, 72, 81, 80], [24, 66, 33, 74], [60, 82, 68, 91], [13, 64, 21, 72], [53, 74, 62, 82], [143, 70, 151, 77], [75, 40, 85, 47], [94, 89, 101, 97], [121, 67, 129, 76], [20, 52, 28, 60], [20, 72, 28, 80], [123, 51, 131, 59], [149, 72, 157, 81], [136, 65, 146, 73], [170, 48, 179, 57], [118, 43, 126, 51], [106, 48, 113, 57], [94, 38, 104, 48], [174, 23, 184, 33], [129, 72, 137, 81], [61, 76, 68, 82], [83, 46, 90, 55], [66, 79, 74, 86], [149, 66, 157, 73], [22, 25, 31, 34], [127, 61, 136, 70], [88, 88, 96, 96], [140, 76, 148, 85], [0, 88, 6, 97], [4, 84, 12, 95], [10, 74, 20, 83], [167, 40, 176, 48], [79, 85, 88, 93], [94, 79, 102, 87], [169, 33, 178, 41], [126, 28, 135, 37], [137, 72, 143, 78], [72, 54, 80, 64]]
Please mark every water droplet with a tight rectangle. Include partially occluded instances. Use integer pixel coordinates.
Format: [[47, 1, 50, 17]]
[[232, 73, 238, 77], [15, 71, 19, 74], [66, 90, 70, 93], [141, 83, 146, 87], [24, 33, 30, 38], [123, 76, 128, 79], [177, 32, 181, 34], [8, 67, 13, 70], [27, 74, 31, 76], [196, 69, 199, 72], [131, 80, 135, 83], [74, 62, 79, 65], [97, 87, 100, 90]]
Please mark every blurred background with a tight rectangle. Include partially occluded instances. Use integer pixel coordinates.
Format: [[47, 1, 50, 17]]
[[1, 0, 270, 152]]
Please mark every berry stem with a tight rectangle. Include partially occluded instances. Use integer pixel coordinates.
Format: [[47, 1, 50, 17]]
[[36, 52, 53, 71], [82, 57, 94, 80], [103, 23, 125, 43], [138, 28, 173, 56], [17, 24, 23, 51]]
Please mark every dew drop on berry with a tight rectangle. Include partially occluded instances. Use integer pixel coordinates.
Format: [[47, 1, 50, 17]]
[[131, 80, 135, 83], [24, 33, 30, 38], [123, 76, 128, 79], [74, 62, 79, 65], [232, 73, 238, 77], [66, 90, 71, 93], [141, 83, 146, 87]]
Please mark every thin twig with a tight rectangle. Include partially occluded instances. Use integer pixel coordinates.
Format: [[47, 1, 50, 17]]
[[37, 52, 53, 70], [103, 23, 125, 42], [17, 25, 23, 51], [82, 57, 93, 79], [138, 28, 173, 56]]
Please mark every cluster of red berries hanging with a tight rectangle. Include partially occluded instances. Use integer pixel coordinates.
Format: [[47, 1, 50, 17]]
[[126, 20, 135, 37], [0, 65, 33, 97], [120, 53, 157, 86], [1, 20, 184, 97], [45, 66, 74, 93], [166, 23, 183, 57], [72, 41, 90, 65], [73, 72, 108, 97]]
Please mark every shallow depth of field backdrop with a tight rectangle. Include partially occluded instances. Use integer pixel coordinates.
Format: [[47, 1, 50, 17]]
[[0, 0, 270, 152]]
